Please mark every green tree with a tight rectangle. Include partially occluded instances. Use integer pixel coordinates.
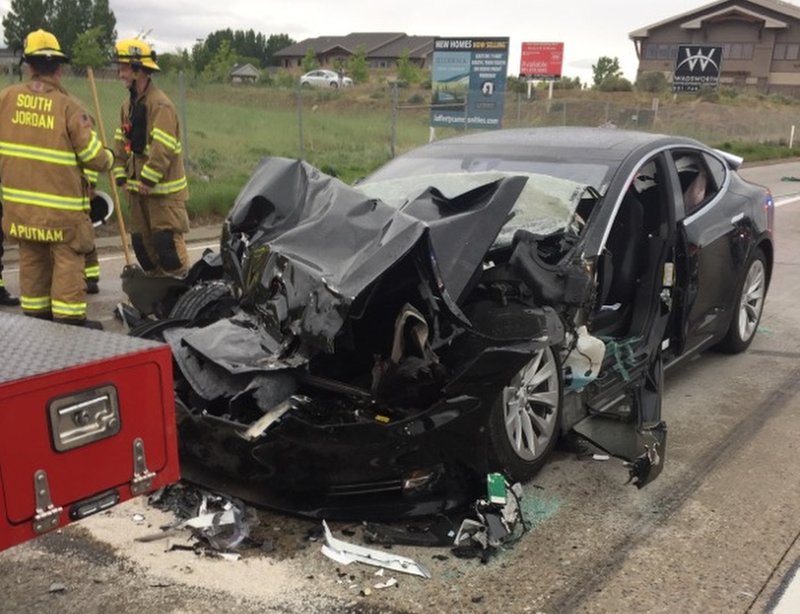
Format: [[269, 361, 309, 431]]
[[396, 49, 420, 84], [592, 56, 622, 88], [265, 33, 294, 66], [88, 0, 115, 50], [191, 39, 213, 74], [202, 39, 236, 83], [301, 46, 318, 72], [155, 51, 186, 74], [3, 0, 116, 55], [2, 0, 52, 52], [347, 45, 368, 83], [194, 29, 295, 68], [70, 26, 106, 68]]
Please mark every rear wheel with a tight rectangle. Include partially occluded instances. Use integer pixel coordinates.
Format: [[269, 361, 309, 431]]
[[488, 346, 562, 481], [330, 81, 339, 88], [717, 247, 767, 353]]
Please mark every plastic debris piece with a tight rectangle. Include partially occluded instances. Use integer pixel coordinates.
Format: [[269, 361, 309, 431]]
[[48, 582, 67, 593], [321, 520, 431, 579], [240, 398, 295, 441], [592, 454, 611, 461], [213, 552, 241, 562], [132, 513, 146, 523], [374, 577, 398, 589], [452, 479, 526, 561], [374, 568, 385, 577]]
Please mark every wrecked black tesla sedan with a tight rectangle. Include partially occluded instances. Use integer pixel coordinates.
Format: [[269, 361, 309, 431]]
[[132, 127, 774, 519]]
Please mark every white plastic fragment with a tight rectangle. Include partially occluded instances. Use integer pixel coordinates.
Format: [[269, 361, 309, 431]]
[[374, 577, 398, 589], [320, 520, 431, 579], [182, 508, 237, 529], [592, 454, 611, 461]]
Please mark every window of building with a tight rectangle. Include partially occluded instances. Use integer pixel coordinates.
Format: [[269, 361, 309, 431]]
[[644, 43, 678, 60], [721, 43, 754, 60], [773, 43, 800, 60]]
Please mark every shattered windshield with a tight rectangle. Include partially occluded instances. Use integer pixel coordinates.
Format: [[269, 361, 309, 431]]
[[357, 171, 589, 242]]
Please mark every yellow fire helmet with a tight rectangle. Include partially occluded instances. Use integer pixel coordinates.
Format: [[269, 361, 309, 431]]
[[114, 38, 160, 72], [23, 29, 69, 62]]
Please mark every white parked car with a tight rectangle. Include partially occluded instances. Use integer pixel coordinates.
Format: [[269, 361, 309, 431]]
[[299, 69, 353, 88]]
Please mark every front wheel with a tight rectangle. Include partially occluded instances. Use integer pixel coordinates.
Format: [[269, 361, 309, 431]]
[[330, 81, 339, 88], [716, 247, 767, 353], [488, 346, 562, 481]]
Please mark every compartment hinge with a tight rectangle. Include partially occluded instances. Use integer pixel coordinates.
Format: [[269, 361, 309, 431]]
[[33, 470, 62, 535], [130, 438, 156, 496]]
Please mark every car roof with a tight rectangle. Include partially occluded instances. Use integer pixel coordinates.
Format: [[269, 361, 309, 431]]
[[412, 127, 705, 163]]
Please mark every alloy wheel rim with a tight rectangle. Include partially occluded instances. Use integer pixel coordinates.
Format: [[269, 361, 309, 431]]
[[502, 347, 560, 462], [738, 259, 765, 342]]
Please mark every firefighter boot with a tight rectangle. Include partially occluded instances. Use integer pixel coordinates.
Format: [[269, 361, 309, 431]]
[[54, 317, 104, 330], [0, 287, 20, 306]]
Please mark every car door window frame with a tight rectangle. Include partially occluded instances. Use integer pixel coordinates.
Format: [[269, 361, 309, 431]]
[[670, 147, 729, 220]]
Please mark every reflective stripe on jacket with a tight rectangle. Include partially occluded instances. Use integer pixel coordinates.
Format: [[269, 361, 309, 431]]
[[0, 76, 112, 239], [113, 80, 188, 200]]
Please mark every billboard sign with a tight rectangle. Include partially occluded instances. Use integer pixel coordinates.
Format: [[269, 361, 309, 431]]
[[520, 42, 564, 80], [673, 45, 723, 92], [430, 37, 509, 130]]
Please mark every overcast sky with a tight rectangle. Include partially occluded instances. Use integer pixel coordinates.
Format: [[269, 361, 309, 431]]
[[1, 0, 727, 81]]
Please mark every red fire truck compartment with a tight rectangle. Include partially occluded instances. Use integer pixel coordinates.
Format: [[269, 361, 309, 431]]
[[0, 312, 180, 551]]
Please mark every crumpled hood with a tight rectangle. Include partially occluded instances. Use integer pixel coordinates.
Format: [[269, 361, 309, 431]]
[[219, 157, 529, 355]]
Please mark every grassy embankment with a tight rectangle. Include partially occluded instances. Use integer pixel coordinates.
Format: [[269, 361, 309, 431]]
[[61, 75, 800, 221]]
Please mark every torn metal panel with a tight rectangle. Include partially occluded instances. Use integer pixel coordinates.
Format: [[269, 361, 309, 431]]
[[177, 313, 308, 374], [321, 520, 432, 578], [357, 171, 588, 246], [572, 416, 667, 488], [222, 157, 529, 350]]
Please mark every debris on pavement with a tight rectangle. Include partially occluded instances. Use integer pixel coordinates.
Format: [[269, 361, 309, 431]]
[[321, 520, 432, 579], [364, 515, 458, 547], [374, 577, 399, 589], [141, 484, 255, 554], [48, 582, 67, 593], [452, 474, 526, 562]]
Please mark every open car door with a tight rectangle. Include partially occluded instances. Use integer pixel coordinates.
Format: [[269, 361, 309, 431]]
[[574, 151, 678, 486]]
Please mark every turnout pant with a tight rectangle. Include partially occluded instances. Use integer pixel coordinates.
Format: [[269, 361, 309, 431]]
[[0, 202, 5, 286], [128, 193, 190, 276], [84, 247, 100, 282], [19, 240, 87, 322]]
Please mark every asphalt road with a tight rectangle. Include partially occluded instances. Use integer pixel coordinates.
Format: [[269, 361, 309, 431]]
[[0, 162, 799, 613]]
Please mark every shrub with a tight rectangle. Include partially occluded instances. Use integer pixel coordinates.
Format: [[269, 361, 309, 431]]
[[697, 86, 719, 103], [636, 71, 668, 93], [598, 76, 633, 92]]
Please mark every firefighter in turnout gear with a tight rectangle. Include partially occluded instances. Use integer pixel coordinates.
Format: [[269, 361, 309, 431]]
[[112, 38, 189, 277], [0, 30, 112, 327], [0, 201, 21, 306]]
